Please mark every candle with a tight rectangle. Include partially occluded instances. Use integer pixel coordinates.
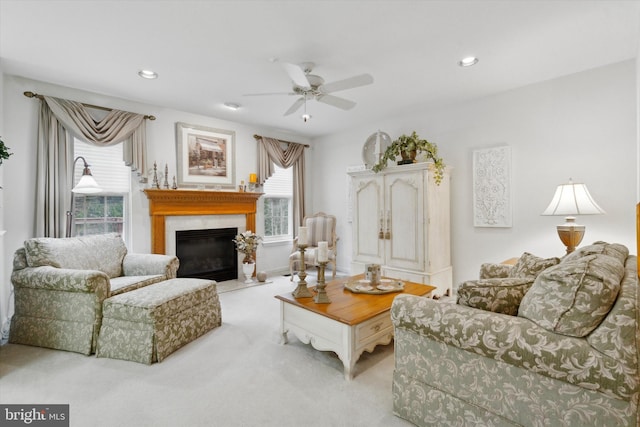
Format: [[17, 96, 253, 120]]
[[249, 173, 257, 183], [317, 241, 329, 262], [298, 226, 308, 246]]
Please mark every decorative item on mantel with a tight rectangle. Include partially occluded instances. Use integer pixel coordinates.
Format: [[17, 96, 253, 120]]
[[151, 162, 160, 189], [248, 173, 258, 192], [372, 131, 445, 185], [163, 164, 169, 189]]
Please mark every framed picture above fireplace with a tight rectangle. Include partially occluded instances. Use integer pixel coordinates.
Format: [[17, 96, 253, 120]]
[[176, 122, 236, 188]]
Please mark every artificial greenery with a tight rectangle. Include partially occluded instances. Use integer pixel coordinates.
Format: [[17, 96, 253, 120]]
[[372, 131, 445, 184], [0, 137, 13, 165]]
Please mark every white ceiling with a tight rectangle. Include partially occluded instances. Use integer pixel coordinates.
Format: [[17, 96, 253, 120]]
[[1, 1, 639, 138]]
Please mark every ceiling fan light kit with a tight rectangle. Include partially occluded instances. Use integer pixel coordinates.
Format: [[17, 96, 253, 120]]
[[244, 61, 373, 118], [138, 69, 158, 79], [223, 102, 241, 110], [458, 56, 479, 67]]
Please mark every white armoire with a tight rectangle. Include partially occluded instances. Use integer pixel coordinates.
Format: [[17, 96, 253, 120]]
[[348, 162, 452, 296]]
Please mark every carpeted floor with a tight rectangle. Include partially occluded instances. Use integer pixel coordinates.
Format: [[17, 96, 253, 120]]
[[0, 274, 413, 427]]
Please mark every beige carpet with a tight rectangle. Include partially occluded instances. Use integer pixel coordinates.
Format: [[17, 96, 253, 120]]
[[216, 278, 270, 294], [0, 274, 412, 427]]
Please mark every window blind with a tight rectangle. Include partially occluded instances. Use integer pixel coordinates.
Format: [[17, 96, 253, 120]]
[[263, 164, 292, 197], [74, 138, 130, 193]]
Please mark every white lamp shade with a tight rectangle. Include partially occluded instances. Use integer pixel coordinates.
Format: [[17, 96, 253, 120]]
[[542, 180, 605, 216], [72, 174, 102, 194]]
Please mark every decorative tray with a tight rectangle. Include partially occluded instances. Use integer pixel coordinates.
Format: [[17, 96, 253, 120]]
[[344, 279, 404, 295]]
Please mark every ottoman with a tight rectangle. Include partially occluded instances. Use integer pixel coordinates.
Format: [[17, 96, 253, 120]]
[[96, 278, 221, 364]]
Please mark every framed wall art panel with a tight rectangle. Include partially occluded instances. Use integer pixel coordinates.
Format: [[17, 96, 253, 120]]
[[176, 122, 236, 188], [472, 145, 512, 227]]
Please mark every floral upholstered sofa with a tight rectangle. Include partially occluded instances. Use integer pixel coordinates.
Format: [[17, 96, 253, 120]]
[[9, 233, 179, 355], [391, 241, 638, 426]]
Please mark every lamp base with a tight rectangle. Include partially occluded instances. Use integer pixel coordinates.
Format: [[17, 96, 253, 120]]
[[557, 217, 585, 254]]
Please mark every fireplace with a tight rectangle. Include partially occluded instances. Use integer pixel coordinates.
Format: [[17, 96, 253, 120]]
[[176, 227, 238, 281]]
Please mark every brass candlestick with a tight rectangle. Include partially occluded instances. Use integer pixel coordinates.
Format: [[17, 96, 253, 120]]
[[292, 244, 313, 298], [313, 261, 331, 304]]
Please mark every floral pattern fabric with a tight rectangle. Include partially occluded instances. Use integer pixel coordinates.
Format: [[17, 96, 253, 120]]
[[510, 252, 561, 278], [519, 253, 624, 337], [391, 251, 638, 426], [23, 233, 128, 278], [456, 277, 533, 315], [9, 237, 179, 355], [479, 262, 512, 279], [97, 278, 222, 364]]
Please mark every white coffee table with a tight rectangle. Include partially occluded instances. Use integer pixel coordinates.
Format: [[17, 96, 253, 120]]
[[275, 275, 435, 380]]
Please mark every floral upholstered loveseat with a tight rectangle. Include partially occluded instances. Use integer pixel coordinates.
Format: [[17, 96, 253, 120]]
[[9, 233, 179, 355], [391, 242, 638, 426]]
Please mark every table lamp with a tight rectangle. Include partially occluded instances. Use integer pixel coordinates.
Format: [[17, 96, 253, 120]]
[[542, 179, 605, 254], [66, 156, 102, 237]]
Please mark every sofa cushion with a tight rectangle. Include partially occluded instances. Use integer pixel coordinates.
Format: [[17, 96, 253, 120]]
[[24, 233, 127, 279], [109, 275, 166, 296], [518, 253, 624, 337], [456, 277, 534, 315], [562, 241, 628, 266], [509, 252, 561, 279]]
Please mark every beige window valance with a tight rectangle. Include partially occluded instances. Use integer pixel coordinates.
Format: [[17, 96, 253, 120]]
[[28, 93, 152, 237]]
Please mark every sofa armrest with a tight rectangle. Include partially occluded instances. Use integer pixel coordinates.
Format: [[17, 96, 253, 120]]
[[391, 294, 635, 400], [122, 253, 179, 279], [11, 266, 110, 298]]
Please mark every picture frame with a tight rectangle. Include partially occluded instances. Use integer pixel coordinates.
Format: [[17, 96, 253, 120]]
[[472, 145, 512, 228], [175, 122, 236, 188]]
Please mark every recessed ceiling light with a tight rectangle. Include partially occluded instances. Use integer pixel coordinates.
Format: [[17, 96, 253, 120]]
[[458, 57, 479, 67], [138, 69, 158, 79], [224, 102, 241, 110]]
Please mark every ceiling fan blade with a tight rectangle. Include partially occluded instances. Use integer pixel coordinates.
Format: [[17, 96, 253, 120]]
[[284, 97, 305, 116], [316, 94, 356, 110], [242, 92, 296, 97], [319, 73, 374, 93], [283, 63, 311, 88]]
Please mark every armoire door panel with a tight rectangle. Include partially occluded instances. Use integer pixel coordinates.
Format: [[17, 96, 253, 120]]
[[386, 170, 424, 270]]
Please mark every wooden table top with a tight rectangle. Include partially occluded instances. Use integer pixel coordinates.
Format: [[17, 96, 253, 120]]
[[275, 274, 435, 326]]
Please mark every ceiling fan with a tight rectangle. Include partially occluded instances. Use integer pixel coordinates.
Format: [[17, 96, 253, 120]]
[[244, 62, 374, 117]]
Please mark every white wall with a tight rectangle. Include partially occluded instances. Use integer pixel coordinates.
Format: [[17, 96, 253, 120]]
[[311, 60, 638, 287], [0, 75, 312, 328], [0, 61, 7, 340], [1, 60, 638, 329]]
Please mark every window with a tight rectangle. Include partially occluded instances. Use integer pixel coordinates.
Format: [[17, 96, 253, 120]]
[[263, 165, 293, 240], [72, 138, 130, 239]]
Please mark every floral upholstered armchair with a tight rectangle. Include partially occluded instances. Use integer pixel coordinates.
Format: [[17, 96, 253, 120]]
[[9, 233, 179, 355], [391, 242, 639, 426]]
